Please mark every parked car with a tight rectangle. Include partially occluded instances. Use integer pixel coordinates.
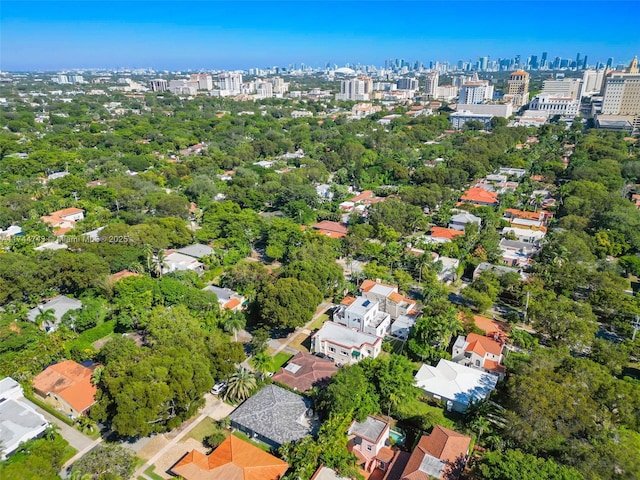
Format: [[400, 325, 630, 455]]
[[211, 382, 227, 395]]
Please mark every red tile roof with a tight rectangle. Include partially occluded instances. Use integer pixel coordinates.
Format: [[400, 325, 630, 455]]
[[110, 270, 141, 283], [171, 435, 288, 480], [465, 333, 503, 357], [469, 314, 510, 340], [460, 187, 498, 205], [311, 221, 348, 239], [401, 426, 470, 480], [350, 190, 375, 203], [271, 352, 338, 392], [429, 227, 465, 240], [360, 279, 397, 293], [32, 360, 97, 413], [341, 296, 357, 306]]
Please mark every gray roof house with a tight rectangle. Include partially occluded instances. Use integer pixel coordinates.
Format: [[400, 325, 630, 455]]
[[0, 377, 49, 460], [229, 384, 315, 449], [448, 212, 482, 231], [176, 243, 214, 259], [26, 295, 82, 332]]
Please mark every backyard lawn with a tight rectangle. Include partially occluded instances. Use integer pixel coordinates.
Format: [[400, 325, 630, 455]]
[[232, 431, 272, 452], [309, 313, 329, 331], [271, 352, 293, 371]]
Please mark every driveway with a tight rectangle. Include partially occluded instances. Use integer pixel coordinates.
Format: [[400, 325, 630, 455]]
[[22, 397, 93, 452]]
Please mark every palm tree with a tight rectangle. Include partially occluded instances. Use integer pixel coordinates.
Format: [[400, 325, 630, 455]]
[[154, 249, 167, 278], [223, 312, 246, 342], [250, 352, 273, 379], [470, 415, 491, 446], [35, 308, 57, 330], [142, 244, 154, 274], [224, 368, 257, 403]]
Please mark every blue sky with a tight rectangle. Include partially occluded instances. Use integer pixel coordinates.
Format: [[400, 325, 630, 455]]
[[1, 1, 639, 70]]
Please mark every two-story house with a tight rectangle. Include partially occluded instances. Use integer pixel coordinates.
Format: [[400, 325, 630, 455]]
[[360, 280, 417, 320], [311, 322, 382, 366], [332, 296, 391, 337], [348, 416, 396, 474], [452, 333, 504, 376]]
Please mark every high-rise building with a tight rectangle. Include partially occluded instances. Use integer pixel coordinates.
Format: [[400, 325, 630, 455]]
[[270, 77, 288, 95], [505, 70, 530, 107], [582, 70, 606, 96], [541, 78, 583, 100], [189, 74, 213, 91], [530, 55, 539, 70], [541, 52, 548, 69], [607, 57, 614, 69], [600, 58, 640, 131], [255, 81, 273, 99], [582, 56, 588, 70], [335, 76, 373, 101], [396, 77, 419, 91], [424, 71, 439, 98], [458, 80, 494, 104], [218, 72, 243, 95], [149, 79, 168, 92]]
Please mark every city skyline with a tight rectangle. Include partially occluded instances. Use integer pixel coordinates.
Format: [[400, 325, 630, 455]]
[[1, 1, 640, 71]]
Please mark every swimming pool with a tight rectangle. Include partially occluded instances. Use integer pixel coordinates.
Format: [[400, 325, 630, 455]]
[[389, 428, 405, 445]]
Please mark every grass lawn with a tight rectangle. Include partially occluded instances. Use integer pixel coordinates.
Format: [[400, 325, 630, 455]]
[[288, 333, 311, 352], [395, 396, 455, 431], [144, 465, 166, 480], [309, 313, 329, 331], [182, 417, 219, 443], [271, 352, 293, 371], [232, 431, 272, 452]]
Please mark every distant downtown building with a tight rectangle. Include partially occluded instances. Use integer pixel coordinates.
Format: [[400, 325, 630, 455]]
[[189, 74, 213, 90]]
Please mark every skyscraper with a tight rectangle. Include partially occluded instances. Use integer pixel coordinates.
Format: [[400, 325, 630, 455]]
[[505, 70, 530, 107], [541, 52, 548, 69], [424, 71, 439, 98]]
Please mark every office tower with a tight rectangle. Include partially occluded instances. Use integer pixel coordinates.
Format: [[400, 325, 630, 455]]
[[576, 53, 582, 69], [505, 70, 530, 107], [560, 59, 569, 68], [607, 57, 614, 69], [553, 57, 561, 69], [424, 71, 439, 97], [629, 56, 639, 74], [149, 79, 168, 92], [601, 69, 640, 131], [541, 52, 548, 68], [530, 55, 539, 70], [458, 80, 494, 104]]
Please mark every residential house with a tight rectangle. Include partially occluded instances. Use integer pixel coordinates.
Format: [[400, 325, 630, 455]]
[[467, 314, 510, 343], [311, 466, 351, 480], [27, 295, 82, 332], [499, 167, 527, 178], [459, 187, 499, 206], [229, 385, 315, 449], [332, 296, 391, 337], [316, 184, 334, 201], [448, 213, 482, 231], [0, 377, 49, 460], [501, 227, 545, 244], [170, 435, 288, 480], [348, 416, 396, 474], [272, 352, 338, 392], [203, 285, 246, 312], [499, 238, 539, 267], [311, 221, 348, 239], [452, 333, 505, 376], [32, 360, 97, 419], [162, 252, 204, 274], [414, 359, 498, 413], [472, 262, 527, 280], [175, 243, 215, 259], [0, 225, 22, 239], [399, 426, 471, 480], [360, 279, 417, 320], [389, 314, 418, 340], [40, 207, 84, 235], [312, 321, 382, 365], [424, 227, 465, 244], [431, 253, 460, 284]]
